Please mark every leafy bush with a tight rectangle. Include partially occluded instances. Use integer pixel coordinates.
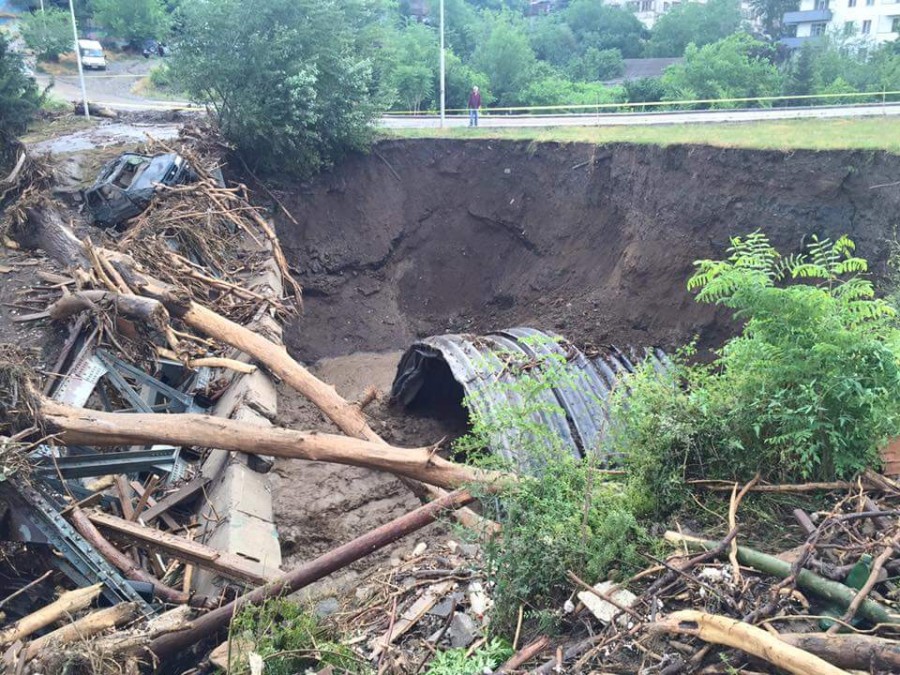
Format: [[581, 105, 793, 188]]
[[0, 33, 42, 160], [20, 8, 72, 62], [228, 598, 362, 674], [171, 0, 378, 176], [425, 638, 513, 675], [148, 64, 171, 89], [611, 233, 900, 517], [457, 336, 649, 631]]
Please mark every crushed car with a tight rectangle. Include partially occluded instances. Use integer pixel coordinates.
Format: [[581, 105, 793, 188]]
[[84, 152, 198, 227]]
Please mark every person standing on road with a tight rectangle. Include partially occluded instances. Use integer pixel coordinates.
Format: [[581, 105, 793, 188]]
[[468, 86, 481, 127]]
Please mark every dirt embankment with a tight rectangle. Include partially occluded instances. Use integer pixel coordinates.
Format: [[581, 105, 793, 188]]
[[274, 140, 900, 362]]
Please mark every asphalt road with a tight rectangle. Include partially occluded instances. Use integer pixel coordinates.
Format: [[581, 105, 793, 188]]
[[382, 102, 900, 128]]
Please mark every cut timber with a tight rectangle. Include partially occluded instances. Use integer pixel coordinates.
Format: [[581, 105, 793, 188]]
[[18, 203, 89, 268], [156, 347, 257, 374], [149, 488, 476, 659], [139, 475, 209, 525], [23, 602, 140, 661], [48, 291, 170, 335], [778, 632, 900, 672], [664, 531, 899, 626], [40, 398, 504, 491], [69, 506, 207, 607], [87, 510, 276, 585], [652, 610, 848, 675], [0, 583, 102, 647]]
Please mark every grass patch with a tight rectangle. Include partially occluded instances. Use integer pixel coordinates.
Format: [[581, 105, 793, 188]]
[[383, 117, 900, 153], [20, 115, 96, 144]]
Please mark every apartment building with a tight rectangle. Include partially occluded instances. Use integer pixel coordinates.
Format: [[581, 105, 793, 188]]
[[782, 0, 900, 48]]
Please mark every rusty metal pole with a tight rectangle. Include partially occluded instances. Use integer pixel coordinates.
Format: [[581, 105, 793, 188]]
[[149, 488, 475, 659]]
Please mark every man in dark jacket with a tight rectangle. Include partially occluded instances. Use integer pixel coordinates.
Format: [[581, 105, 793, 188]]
[[468, 86, 481, 127]]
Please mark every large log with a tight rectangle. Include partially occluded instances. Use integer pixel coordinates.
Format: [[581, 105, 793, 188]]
[[23, 602, 140, 661], [69, 507, 209, 608], [87, 510, 276, 585], [40, 398, 504, 491], [17, 203, 89, 268], [0, 583, 102, 647], [48, 291, 171, 335], [149, 488, 475, 659], [652, 610, 848, 675], [778, 633, 900, 672]]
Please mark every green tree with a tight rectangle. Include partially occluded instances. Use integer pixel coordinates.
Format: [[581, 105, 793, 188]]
[[389, 21, 439, 111], [566, 46, 624, 82], [748, 0, 799, 38], [782, 41, 815, 98], [446, 51, 493, 108], [171, 0, 380, 176], [528, 16, 579, 67], [646, 0, 742, 57], [91, 0, 171, 47], [661, 33, 782, 106], [0, 32, 42, 161], [564, 0, 646, 58], [519, 76, 625, 107], [20, 8, 72, 62], [472, 13, 537, 105]]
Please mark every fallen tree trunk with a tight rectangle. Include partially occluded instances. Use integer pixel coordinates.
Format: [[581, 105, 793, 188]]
[[69, 507, 209, 608], [48, 291, 171, 335], [17, 203, 89, 268], [0, 583, 102, 647], [652, 610, 848, 675], [23, 602, 140, 661], [87, 510, 276, 585], [149, 488, 475, 659], [40, 398, 505, 491], [664, 531, 899, 627], [778, 632, 900, 672]]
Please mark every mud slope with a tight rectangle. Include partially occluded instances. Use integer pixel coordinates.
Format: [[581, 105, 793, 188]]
[[276, 140, 900, 361]]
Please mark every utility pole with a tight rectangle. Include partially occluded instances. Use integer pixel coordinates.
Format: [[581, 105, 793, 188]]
[[68, 0, 90, 120], [439, 0, 445, 128]]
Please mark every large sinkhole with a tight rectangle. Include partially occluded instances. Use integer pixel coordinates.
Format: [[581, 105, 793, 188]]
[[268, 139, 900, 575]]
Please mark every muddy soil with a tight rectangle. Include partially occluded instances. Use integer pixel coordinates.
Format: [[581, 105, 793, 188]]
[[271, 351, 466, 602], [275, 140, 900, 362]]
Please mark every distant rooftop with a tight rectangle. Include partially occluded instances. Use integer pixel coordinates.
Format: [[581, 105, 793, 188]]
[[605, 58, 683, 84]]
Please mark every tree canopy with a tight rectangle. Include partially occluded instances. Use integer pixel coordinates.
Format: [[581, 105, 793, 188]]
[[20, 8, 73, 62], [170, 0, 381, 176], [0, 33, 42, 162], [646, 0, 743, 57]]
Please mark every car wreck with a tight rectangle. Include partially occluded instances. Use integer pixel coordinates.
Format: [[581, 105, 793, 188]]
[[83, 153, 197, 227]]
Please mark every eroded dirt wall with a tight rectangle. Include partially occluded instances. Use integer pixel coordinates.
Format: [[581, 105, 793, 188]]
[[275, 140, 900, 361]]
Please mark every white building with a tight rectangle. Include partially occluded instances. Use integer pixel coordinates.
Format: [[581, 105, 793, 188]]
[[603, 0, 758, 30], [782, 0, 900, 48]]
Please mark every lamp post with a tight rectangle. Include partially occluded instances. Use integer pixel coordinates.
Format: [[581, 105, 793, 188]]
[[439, 0, 445, 127], [68, 0, 90, 120]]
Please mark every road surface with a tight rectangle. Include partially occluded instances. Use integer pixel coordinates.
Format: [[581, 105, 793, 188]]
[[382, 102, 900, 128]]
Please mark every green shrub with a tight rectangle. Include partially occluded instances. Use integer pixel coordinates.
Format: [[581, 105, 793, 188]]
[[456, 335, 650, 632], [0, 33, 42, 160], [148, 64, 172, 89], [227, 598, 363, 674], [611, 232, 900, 518], [425, 638, 513, 675]]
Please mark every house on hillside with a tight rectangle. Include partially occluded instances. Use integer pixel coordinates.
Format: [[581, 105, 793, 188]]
[[781, 0, 900, 49]]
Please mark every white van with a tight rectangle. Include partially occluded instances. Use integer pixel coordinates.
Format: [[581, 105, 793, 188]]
[[78, 39, 107, 70]]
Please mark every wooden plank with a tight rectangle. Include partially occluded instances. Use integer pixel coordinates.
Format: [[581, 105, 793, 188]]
[[130, 474, 160, 522], [87, 510, 275, 586], [139, 476, 209, 525], [129, 480, 180, 530], [115, 476, 135, 520]]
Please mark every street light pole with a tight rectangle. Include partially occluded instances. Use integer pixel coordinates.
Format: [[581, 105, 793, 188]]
[[439, 0, 445, 128], [68, 0, 90, 120]]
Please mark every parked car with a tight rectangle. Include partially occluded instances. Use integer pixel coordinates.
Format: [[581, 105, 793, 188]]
[[84, 153, 197, 227], [77, 39, 107, 70]]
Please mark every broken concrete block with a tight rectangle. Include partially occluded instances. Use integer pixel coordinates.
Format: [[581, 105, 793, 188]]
[[230, 406, 275, 473], [576, 581, 638, 625], [213, 369, 278, 420], [204, 461, 274, 522], [448, 612, 478, 648]]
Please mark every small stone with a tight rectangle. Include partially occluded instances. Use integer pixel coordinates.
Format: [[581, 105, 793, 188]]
[[314, 597, 340, 618], [458, 543, 479, 557], [410, 542, 427, 558], [446, 540, 459, 553], [563, 599, 575, 614], [449, 612, 478, 648], [468, 582, 492, 619]]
